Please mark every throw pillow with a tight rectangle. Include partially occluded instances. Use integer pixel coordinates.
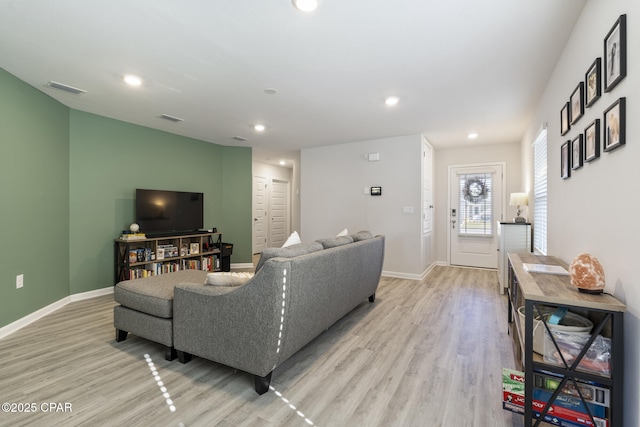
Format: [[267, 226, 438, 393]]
[[282, 231, 301, 247], [206, 272, 254, 287], [336, 228, 349, 237]]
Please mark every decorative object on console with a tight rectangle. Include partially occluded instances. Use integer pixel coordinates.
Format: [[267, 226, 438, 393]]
[[130, 223, 140, 233], [509, 192, 528, 223], [569, 253, 605, 294]]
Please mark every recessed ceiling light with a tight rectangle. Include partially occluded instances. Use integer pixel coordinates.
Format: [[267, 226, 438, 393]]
[[292, 0, 318, 12], [254, 124, 266, 132], [279, 160, 286, 166], [385, 96, 399, 106], [123, 74, 142, 86], [264, 88, 278, 95], [468, 132, 479, 139]]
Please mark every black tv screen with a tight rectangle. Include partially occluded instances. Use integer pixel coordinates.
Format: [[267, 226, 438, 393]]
[[135, 189, 203, 235]]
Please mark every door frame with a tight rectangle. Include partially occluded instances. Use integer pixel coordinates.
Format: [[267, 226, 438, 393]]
[[446, 161, 507, 267]]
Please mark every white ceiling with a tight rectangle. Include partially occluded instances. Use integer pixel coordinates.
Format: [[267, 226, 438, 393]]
[[0, 0, 586, 165]]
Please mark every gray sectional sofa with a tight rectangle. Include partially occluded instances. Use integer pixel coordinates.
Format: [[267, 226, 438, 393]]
[[114, 231, 385, 394]]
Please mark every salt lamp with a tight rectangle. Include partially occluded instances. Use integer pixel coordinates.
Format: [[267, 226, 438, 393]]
[[569, 253, 605, 294]]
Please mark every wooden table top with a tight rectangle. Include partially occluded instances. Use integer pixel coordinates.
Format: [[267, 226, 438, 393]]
[[508, 252, 626, 312]]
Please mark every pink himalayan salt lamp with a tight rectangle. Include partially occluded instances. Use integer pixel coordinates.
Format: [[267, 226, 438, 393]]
[[569, 253, 605, 294]]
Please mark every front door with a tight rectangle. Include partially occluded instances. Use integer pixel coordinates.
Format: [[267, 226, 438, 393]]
[[449, 164, 504, 268]]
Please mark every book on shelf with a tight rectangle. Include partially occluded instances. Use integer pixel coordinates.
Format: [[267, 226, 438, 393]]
[[120, 233, 146, 240]]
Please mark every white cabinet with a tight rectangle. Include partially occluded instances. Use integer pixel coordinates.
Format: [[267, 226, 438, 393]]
[[497, 222, 531, 293]]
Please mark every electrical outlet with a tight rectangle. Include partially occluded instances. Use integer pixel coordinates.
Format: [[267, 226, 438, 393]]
[[16, 274, 23, 289]]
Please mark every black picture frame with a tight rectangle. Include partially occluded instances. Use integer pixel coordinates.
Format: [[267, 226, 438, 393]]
[[604, 14, 626, 92], [584, 119, 600, 162], [560, 102, 571, 136], [585, 58, 601, 108], [603, 97, 625, 152], [571, 135, 583, 170], [570, 82, 584, 125], [561, 141, 571, 179]]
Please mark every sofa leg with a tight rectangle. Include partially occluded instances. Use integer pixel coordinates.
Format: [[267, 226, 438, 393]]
[[165, 346, 177, 361], [177, 351, 192, 364], [254, 372, 272, 395], [368, 293, 376, 303], [115, 329, 128, 342]]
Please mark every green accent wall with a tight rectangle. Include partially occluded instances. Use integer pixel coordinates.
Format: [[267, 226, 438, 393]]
[[0, 68, 252, 328], [0, 68, 70, 327]]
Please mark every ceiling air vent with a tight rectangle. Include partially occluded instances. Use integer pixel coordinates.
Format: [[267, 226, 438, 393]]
[[160, 114, 184, 123], [232, 136, 249, 142], [46, 81, 86, 95]]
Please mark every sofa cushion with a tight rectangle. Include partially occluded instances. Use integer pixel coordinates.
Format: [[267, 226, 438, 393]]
[[114, 270, 207, 318], [336, 228, 349, 237], [206, 272, 254, 286], [350, 230, 374, 242], [316, 235, 354, 249], [255, 241, 324, 272]]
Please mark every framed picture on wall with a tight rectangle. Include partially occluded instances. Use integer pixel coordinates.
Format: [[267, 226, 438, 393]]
[[603, 97, 626, 152], [584, 119, 600, 162], [570, 82, 584, 124], [585, 58, 601, 108], [561, 141, 571, 179], [604, 14, 627, 92], [560, 102, 571, 136], [571, 135, 583, 170]]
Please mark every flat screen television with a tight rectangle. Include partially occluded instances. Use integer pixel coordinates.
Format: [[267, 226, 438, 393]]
[[135, 189, 204, 235]]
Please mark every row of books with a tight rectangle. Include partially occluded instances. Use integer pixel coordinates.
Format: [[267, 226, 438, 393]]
[[126, 256, 221, 279]]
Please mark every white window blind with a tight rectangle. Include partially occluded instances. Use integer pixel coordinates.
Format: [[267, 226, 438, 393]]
[[533, 129, 547, 255], [458, 172, 493, 236]]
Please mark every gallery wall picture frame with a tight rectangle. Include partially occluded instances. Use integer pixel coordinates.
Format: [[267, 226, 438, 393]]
[[584, 119, 600, 162], [561, 141, 571, 179], [560, 102, 571, 136], [603, 97, 625, 152], [585, 58, 601, 108], [570, 82, 584, 125], [604, 14, 627, 92], [571, 134, 583, 170]]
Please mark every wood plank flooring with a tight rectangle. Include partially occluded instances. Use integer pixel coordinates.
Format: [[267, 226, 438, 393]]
[[0, 266, 524, 427]]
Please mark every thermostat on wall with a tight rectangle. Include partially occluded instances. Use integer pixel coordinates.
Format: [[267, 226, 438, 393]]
[[370, 186, 382, 196]]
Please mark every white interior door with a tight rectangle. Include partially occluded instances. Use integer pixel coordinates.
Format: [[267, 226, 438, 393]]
[[269, 180, 289, 248], [449, 164, 504, 268], [252, 176, 267, 254]]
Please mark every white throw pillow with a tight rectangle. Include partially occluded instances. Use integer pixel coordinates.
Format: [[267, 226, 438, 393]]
[[336, 228, 349, 237], [206, 272, 254, 286], [282, 231, 301, 247]]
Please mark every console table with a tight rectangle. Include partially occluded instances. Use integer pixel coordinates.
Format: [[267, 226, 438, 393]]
[[507, 252, 625, 427]]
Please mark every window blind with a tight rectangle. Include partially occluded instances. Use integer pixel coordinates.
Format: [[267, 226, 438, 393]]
[[533, 129, 548, 255]]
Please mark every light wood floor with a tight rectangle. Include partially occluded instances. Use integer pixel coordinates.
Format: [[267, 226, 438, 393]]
[[0, 266, 525, 427]]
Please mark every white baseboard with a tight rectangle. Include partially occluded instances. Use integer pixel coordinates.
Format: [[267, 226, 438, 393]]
[[382, 262, 444, 281], [0, 286, 114, 340]]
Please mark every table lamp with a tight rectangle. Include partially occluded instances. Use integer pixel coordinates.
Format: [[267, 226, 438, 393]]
[[509, 192, 528, 223]]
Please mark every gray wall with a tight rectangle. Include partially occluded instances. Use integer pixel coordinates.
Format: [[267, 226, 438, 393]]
[[520, 0, 639, 424], [301, 134, 425, 277]]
